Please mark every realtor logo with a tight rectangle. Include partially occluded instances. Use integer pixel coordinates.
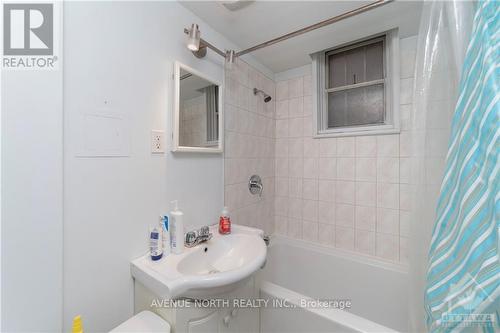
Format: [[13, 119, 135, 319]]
[[4, 3, 53, 55], [2, 3, 58, 69]]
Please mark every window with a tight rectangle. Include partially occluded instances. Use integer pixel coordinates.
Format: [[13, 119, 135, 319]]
[[312, 30, 399, 137]]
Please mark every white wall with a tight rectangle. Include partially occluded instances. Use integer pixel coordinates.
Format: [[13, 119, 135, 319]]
[[1, 54, 64, 332], [63, 2, 270, 332]]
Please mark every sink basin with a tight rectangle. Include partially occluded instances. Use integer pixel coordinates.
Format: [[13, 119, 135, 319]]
[[131, 224, 267, 299]]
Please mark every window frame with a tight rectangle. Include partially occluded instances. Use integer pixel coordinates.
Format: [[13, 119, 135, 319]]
[[312, 29, 400, 138]]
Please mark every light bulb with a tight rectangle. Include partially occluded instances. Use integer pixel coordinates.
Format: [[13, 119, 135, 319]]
[[186, 24, 200, 51]]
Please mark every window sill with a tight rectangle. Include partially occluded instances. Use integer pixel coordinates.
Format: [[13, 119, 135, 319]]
[[314, 126, 400, 138]]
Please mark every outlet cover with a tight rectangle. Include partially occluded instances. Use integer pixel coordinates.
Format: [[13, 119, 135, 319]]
[[151, 130, 165, 153]]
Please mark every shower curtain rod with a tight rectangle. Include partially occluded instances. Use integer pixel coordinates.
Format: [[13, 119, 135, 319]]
[[235, 0, 394, 57], [184, 0, 393, 61]]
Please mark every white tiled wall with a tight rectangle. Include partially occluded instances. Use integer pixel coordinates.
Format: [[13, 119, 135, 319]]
[[224, 59, 276, 235], [179, 94, 207, 147], [273, 36, 417, 263]]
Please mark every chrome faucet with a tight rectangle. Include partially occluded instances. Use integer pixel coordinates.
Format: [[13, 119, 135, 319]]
[[185, 226, 213, 248], [249, 175, 263, 197]]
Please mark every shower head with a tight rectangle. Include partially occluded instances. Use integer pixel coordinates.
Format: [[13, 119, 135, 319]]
[[253, 88, 272, 103]]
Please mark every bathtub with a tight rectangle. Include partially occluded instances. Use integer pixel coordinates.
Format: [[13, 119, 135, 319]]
[[258, 236, 409, 332]]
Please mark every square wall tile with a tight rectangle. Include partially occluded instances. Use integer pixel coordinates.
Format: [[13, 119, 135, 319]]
[[318, 223, 335, 245], [275, 138, 288, 158], [400, 50, 416, 79], [288, 97, 304, 118], [400, 104, 412, 131], [288, 218, 302, 238], [355, 136, 377, 157], [275, 100, 289, 119], [275, 158, 288, 177], [400, 35, 418, 52], [319, 158, 337, 180], [399, 237, 409, 264], [302, 200, 318, 222], [288, 77, 304, 98], [288, 138, 304, 157], [303, 158, 319, 179], [337, 137, 355, 156], [289, 158, 304, 178], [377, 183, 400, 209], [400, 158, 411, 184], [400, 132, 413, 157], [319, 138, 337, 157], [289, 178, 303, 198], [337, 158, 355, 180], [288, 117, 304, 137], [355, 158, 377, 182], [276, 81, 289, 101], [303, 116, 313, 137], [303, 95, 313, 117], [336, 180, 355, 204], [318, 201, 335, 224], [400, 78, 414, 105], [275, 216, 288, 235], [377, 135, 399, 157], [303, 75, 312, 96], [302, 221, 318, 242], [376, 233, 399, 261], [376, 208, 400, 235], [336, 204, 355, 227], [276, 177, 289, 197], [288, 198, 303, 219], [355, 206, 376, 231], [355, 182, 376, 207], [356, 230, 376, 255], [274, 197, 288, 216], [335, 227, 355, 250], [400, 210, 411, 237], [318, 179, 336, 202], [377, 157, 400, 183], [400, 184, 413, 211], [276, 119, 289, 138], [303, 137, 319, 157], [303, 179, 319, 200]]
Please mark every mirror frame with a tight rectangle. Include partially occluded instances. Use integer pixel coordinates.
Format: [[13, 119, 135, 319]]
[[172, 61, 224, 153]]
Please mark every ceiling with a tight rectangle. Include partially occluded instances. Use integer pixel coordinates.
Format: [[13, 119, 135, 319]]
[[180, 1, 423, 73]]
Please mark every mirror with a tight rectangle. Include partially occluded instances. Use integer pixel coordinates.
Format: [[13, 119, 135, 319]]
[[173, 62, 223, 153]]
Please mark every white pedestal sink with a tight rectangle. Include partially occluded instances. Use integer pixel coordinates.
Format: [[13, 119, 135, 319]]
[[131, 224, 267, 299]]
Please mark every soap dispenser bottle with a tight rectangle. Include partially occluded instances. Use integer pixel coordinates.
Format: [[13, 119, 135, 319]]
[[219, 206, 231, 234], [170, 200, 184, 254]]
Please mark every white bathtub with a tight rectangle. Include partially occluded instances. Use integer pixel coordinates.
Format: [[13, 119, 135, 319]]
[[258, 236, 409, 332]]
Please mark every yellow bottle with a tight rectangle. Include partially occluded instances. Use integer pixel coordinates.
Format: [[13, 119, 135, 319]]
[[72, 315, 83, 333]]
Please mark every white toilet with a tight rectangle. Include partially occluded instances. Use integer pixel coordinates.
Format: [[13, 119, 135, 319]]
[[110, 311, 170, 332]]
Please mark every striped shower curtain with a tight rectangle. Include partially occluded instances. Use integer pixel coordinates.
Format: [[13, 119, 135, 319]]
[[425, 1, 499, 332]]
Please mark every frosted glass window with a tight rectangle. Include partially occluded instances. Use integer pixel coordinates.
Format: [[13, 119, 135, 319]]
[[328, 84, 385, 127], [325, 37, 386, 130], [366, 42, 384, 81], [328, 54, 346, 88]]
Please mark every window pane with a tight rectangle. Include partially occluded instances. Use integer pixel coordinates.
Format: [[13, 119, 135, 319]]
[[328, 53, 346, 88], [366, 41, 384, 81], [327, 38, 384, 89], [327, 84, 385, 128], [346, 47, 365, 85]]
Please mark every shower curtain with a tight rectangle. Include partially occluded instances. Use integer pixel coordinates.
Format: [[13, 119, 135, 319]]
[[409, 0, 499, 332]]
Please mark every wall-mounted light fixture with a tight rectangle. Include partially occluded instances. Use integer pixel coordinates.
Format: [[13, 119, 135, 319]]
[[184, 24, 227, 61]]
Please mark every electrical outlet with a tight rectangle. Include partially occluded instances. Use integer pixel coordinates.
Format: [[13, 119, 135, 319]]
[[151, 130, 165, 153]]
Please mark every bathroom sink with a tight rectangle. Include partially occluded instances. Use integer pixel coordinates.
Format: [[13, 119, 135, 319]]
[[131, 224, 266, 299]]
